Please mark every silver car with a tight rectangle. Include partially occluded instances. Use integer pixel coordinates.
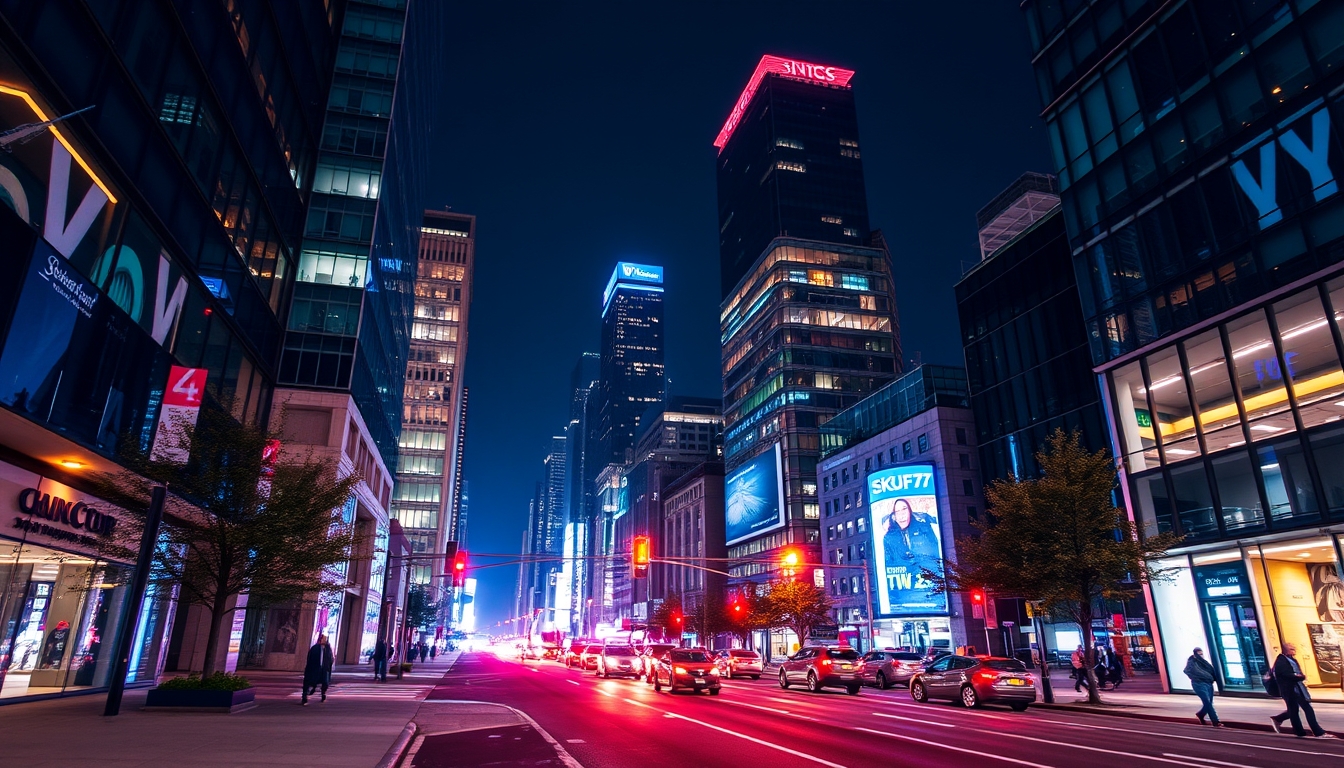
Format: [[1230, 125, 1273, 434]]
[[858, 650, 924, 689], [715, 649, 763, 679], [596, 645, 641, 678]]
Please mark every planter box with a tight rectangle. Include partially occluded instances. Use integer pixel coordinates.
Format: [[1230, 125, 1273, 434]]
[[143, 686, 256, 713]]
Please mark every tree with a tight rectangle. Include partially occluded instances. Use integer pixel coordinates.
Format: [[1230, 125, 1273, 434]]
[[929, 430, 1181, 704], [762, 578, 831, 648], [725, 582, 772, 648], [648, 592, 684, 640], [407, 584, 447, 631], [94, 406, 365, 676]]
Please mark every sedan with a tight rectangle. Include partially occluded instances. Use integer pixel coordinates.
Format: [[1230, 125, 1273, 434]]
[[579, 644, 604, 671], [596, 645, 641, 678], [778, 646, 862, 695], [909, 655, 1036, 711], [639, 643, 676, 683], [858, 650, 925, 689], [653, 648, 721, 694], [715, 649, 763, 679]]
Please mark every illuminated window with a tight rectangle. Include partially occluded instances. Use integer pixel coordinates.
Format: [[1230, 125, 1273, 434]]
[[776, 161, 807, 173], [808, 270, 833, 287], [840, 274, 869, 291], [843, 227, 859, 237], [775, 138, 804, 149], [821, 216, 843, 225], [312, 158, 382, 199], [839, 138, 859, 147]]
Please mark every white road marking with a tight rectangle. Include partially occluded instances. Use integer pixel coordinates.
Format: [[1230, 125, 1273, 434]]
[[566, 680, 580, 686], [567, 739, 587, 744], [989, 730, 1232, 767], [870, 711, 955, 728], [663, 711, 848, 767], [717, 699, 790, 715], [853, 727, 1053, 768], [1033, 717, 1344, 757], [1162, 755, 1255, 767]]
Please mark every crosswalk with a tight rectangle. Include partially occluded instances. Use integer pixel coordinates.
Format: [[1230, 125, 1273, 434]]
[[269, 682, 434, 701]]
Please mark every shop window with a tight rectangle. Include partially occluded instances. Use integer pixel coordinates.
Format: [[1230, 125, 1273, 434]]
[[1249, 536, 1344, 699], [1149, 556, 1211, 692], [1145, 346, 1197, 462], [1226, 309, 1295, 438], [1170, 461, 1217, 539], [1211, 450, 1266, 533], [1273, 289, 1344, 431], [1111, 360, 1157, 472], [1257, 437, 1321, 526], [1181, 328, 1244, 454]]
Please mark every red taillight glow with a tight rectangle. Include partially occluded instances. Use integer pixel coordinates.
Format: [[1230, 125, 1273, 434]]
[[821, 659, 832, 666], [975, 671, 999, 682]]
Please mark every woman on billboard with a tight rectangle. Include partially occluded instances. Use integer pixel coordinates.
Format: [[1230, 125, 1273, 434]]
[[879, 498, 942, 612]]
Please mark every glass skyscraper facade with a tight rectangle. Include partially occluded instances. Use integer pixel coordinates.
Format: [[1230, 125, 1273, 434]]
[[596, 263, 666, 469], [1024, 0, 1344, 698], [716, 56, 902, 580]]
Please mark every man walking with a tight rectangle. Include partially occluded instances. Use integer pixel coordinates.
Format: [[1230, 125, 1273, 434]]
[[1183, 647, 1223, 727], [419, 642, 429, 663], [302, 634, 334, 705], [372, 638, 388, 682], [1071, 645, 1091, 693], [429, 644, 438, 661], [1270, 642, 1337, 738]]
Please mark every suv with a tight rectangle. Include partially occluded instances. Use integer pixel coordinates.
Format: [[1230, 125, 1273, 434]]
[[596, 645, 641, 678], [909, 655, 1036, 711], [858, 650, 925, 689], [778, 646, 862, 695], [639, 643, 676, 683], [563, 639, 589, 668], [715, 649, 763, 679]]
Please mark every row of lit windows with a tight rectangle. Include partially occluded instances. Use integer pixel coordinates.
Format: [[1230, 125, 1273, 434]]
[[398, 428, 447, 451], [397, 454, 443, 476], [411, 321, 459, 342], [722, 245, 886, 325]]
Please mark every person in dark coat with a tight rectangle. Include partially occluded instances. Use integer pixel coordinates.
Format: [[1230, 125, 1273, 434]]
[[1270, 643, 1336, 738], [372, 639, 388, 682], [419, 642, 428, 663], [429, 644, 437, 660], [1183, 647, 1223, 726], [302, 634, 334, 705]]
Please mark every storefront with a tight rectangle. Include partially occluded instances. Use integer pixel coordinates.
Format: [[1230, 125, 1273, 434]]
[[0, 460, 174, 702], [872, 617, 954, 654]]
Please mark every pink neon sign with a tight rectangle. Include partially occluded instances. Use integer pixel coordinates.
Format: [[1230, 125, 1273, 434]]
[[713, 55, 855, 151]]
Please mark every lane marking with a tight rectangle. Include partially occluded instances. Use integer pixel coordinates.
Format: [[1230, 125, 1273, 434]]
[[870, 711, 954, 728], [566, 680, 580, 686], [989, 730, 1232, 767], [1032, 716, 1344, 757], [663, 711, 848, 768], [567, 739, 587, 744], [717, 699, 790, 715], [853, 727, 1053, 768], [1162, 755, 1253, 767]]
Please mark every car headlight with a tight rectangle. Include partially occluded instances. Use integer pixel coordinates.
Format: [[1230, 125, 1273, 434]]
[[674, 666, 688, 675], [709, 668, 720, 676]]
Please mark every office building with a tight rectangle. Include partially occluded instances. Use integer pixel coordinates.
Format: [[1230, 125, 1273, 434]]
[[392, 211, 475, 586], [1023, 0, 1344, 698], [956, 174, 1110, 482], [660, 461, 727, 648], [0, 1, 348, 701], [817, 366, 983, 656], [564, 352, 600, 633], [716, 56, 902, 584], [596, 262, 666, 469]]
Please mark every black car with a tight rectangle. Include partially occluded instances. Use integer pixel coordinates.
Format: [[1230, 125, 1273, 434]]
[[653, 647, 721, 694]]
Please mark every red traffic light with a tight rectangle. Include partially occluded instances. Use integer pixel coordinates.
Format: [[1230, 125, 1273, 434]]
[[970, 589, 985, 604], [733, 602, 742, 613], [451, 550, 467, 587]]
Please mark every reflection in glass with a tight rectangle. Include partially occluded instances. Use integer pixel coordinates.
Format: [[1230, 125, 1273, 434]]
[[1273, 289, 1344, 432], [1144, 346, 1195, 462], [1257, 438, 1320, 525], [1170, 461, 1216, 539], [1309, 425, 1344, 517], [1181, 328, 1244, 454], [1112, 361, 1155, 472], [1132, 471, 1173, 538], [1226, 310, 1294, 439], [1210, 451, 1265, 533]]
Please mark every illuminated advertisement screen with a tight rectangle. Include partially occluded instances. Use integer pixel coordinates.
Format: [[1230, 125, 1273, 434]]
[[725, 443, 785, 546], [868, 464, 947, 617]]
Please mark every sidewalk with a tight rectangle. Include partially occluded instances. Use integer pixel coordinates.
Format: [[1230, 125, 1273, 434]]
[[0, 653, 463, 768]]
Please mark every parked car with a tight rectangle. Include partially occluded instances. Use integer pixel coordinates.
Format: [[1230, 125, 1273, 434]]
[[579, 644, 604, 671], [564, 640, 590, 668], [778, 646, 861, 695], [653, 647, 721, 694], [714, 649, 763, 679], [909, 655, 1036, 711], [858, 650, 924, 689], [597, 645, 641, 678], [640, 643, 676, 683]]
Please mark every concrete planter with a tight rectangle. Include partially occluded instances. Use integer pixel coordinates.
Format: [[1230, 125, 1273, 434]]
[[143, 686, 256, 713]]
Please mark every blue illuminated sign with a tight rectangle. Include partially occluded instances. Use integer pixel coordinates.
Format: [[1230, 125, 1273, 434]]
[[603, 262, 664, 309], [867, 464, 947, 617], [725, 443, 785, 546]]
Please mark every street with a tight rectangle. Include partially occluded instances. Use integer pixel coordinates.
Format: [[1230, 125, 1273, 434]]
[[420, 651, 1344, 768]]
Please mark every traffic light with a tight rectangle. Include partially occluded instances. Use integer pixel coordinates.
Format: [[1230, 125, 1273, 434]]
[[970, 588, 985, 605], [631, 534, 650, 579], [452, 549, 468, 587], [781, 550, 800, 568], [443, 541, 459, 577]]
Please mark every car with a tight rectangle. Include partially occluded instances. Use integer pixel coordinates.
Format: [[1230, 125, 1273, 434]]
[[653, 647, 721, 694], [579, 644, 604, 670], [715, 649, 763, 679], [858, 650, 925, 689], [639, 643, 676, 683], [597, 645, 641, 678], [563, 640, 590, 667], [909, 655, 1037, 711], [778, 646, 862, 695]]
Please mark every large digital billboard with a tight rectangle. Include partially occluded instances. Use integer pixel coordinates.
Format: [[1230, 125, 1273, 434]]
[[725, 443, 785, 546], [867, 464, 947, 617]]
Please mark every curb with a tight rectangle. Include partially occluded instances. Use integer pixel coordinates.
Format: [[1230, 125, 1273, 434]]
[[1032, 701, 1343, 738], [375, 722, 417, 768]]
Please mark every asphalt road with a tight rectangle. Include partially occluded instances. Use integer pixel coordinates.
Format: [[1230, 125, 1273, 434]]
[[424, 650, 1344, 768]]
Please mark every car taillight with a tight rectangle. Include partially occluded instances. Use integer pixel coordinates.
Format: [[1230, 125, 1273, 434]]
[[821, 659, 832, 666], [975, 671, 999, 682]]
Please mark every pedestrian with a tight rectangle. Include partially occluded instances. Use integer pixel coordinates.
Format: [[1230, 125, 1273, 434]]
[[1096, 644, 1122, 689], [1183, 647, 1223, 727], [419, 642, 428, 663], [372, 638, 388, 682], [302, 634, 334, 705], [1071, 645, 1091, 693], [1270, 642, 1338, 738], [430, 644, 438, 660]]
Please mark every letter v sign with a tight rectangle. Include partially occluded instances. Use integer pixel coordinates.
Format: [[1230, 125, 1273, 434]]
[[1231, 143, 1281, 227], [44, 141, 109, 258], [150, 252, 187, 345]]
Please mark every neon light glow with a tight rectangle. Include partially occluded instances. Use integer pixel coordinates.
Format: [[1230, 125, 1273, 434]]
[[714, 55, 855, 152], [0, 85, 118, 204]]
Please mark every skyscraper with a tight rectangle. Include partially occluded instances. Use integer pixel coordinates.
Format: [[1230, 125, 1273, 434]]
[[716, 55, 902, 581], [393, 211, 475, 584], [596, 262, 667, 470], [1022, 0, 1344, 698]]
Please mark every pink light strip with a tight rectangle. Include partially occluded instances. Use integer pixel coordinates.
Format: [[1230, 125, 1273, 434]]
[[713, 55, 855, 152]]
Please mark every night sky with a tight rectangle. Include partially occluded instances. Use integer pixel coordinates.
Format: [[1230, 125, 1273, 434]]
[[422, 2, 1053, 631]]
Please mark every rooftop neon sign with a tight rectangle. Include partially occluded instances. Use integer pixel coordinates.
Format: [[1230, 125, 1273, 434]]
[[713, 55, 855, 152]]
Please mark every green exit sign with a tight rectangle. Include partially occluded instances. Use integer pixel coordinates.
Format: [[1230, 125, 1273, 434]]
[[1135, 409, 1152, 428]]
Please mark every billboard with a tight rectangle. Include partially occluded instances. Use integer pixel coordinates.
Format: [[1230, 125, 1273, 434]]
[[725, 442, 785, 546], [602, 261, 664, 309], [867, 464, 946, 617]]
